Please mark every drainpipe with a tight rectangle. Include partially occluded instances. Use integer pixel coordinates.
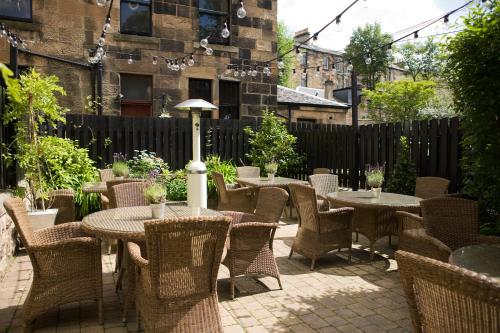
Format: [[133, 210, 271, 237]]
[[96, 62, 104, 115], [9, 44, 19, 78], [351, 70, 360, 191]]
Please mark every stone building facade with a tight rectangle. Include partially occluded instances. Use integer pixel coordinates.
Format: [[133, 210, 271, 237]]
[[0, 0, 278, 119]]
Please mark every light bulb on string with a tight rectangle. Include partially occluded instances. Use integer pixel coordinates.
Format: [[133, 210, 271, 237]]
[[0, 25, 6, 37], [187, 55, 195, 66], [315, 66, 321, 77], [97, 34, 106, 47], [221, 22, 230, 39], [251, 67, 258, 77], [347, 60, 353, 72], [335, 17, 342, 32], [96, 0, 107, 7], [414, 31, 419, 39], [200, 38, 209, 48], [96, 47, 104, 57], [180, 60, 187, 70], [173, 60, 180, 71], [234, 69, 239, 77], [103, 17, 112, 33], [240, 70, 246, 78], [365, 56, 372, 65], [102, 51, 107, 60], [225, 65, 232, 75], [127, 55, 134, 65], [247, 68, 252, 77], [278, 59, 284, 69], [237, 1, 247, 19], [204, 47, 214, 56], [152, 56, 158, 65]]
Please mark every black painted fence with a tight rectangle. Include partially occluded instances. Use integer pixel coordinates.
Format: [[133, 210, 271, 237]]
[[1, 114, 462, 192]]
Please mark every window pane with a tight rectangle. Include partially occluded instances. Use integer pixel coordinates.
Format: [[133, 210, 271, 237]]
[[120, 2, 151, 35], [199, 0, 228, 13], [0, 0, 31, 20], [121, 74, 152, 100], [199, 13, 227, 44]]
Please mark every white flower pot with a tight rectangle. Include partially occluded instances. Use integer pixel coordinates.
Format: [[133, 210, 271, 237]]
[[371, 187, 382, 199], [28, 208, 58, 232], [268, 173, 275, 182], [151, 203, 165, 219]]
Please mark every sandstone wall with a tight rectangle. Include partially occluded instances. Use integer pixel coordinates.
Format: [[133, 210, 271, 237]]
[[0, 192, 15, 278]]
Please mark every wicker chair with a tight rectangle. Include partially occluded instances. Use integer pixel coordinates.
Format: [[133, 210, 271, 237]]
[[313, 168, 330, 175], [127, 216, 231, 333], [288, 184, 354, 270], [99, 168, 115, 182], [309, 174, 339, 211], [212, 172, 256, 213], [3, 198, 103, 331], [415, 177, 450, 199], [112, 181, 148, 208], [397, 196, 500, 262], [106, 179, 144, 209], [236, 166, 260, 178], [222, 187, 289, 299], [395, 250, 500, 333]]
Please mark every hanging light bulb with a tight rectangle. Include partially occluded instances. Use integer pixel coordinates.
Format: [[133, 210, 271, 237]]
[[315, 66, 321, 77], [173, 60, 180, 71], [278, 59, 284, 69], [102, 51, 107, 60], [240, 70, 246, 78], [234, 69, 239, 77], [204, 47, 214, 56], [414, 31, 419, 39], [128, 1, 139, 10], [0, 25, 6, 37], [247, 68, 252, 77], [200, 38, 209, 48], [96, 47, 104, 57], [251, 66, 258, 77], [347, 60, 353, 72], [128, 55, 134, 65], [97, 33, 106, 47], [335, 17, 342, 32], [180, 60, 187, 70], [443, 15, 450, 25], [221, 22, 230, 39], [331, 64, 336, 75], [103, 17, 112, 33], [188, 55, 195, 66], [237, 1, 247, 19], [152, 56, 158, 65], [11, 37, 18, 48], [96, 0, 107, 7], [365, 56, 372, 65], [225, 65, 232, 75]]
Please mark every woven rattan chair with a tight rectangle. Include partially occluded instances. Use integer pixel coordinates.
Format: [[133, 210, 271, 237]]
[[212, 172, 256, 213], [106, 179, 144, 209], [288, 184, 354, 270], [222, 187, 289, 299], [415, 177, 450, 199], [313, 168, 330, 175], [127, 216, 231, 332], [397, 196, 500, 262], [3, 198, 103, 331], [99, 168, 115, 182], [236, 166, 260, 178], [395, 250, 500, 333], [309, 174, 339, 211]]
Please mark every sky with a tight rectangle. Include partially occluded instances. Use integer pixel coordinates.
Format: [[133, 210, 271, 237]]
[[277, 0, 472, 51]]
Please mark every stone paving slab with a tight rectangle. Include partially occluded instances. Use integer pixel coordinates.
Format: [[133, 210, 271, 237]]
[[0, 218, 412, 332]]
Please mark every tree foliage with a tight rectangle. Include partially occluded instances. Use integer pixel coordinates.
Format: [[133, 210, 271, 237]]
[[277, 21, 295, 88], [344, 23, 393, 89], [363, 80, 436, 122], [386, 136, 417, 195], [397, 38, 443, 81], [444, 0, 500, 233], [244, 111, 303, 176]]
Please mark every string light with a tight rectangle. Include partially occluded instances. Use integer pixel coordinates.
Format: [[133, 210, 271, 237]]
[[127, 55, 133, 65], [204, 47, 214, 56], [221, 22, 230, 39], [335, 17, 342, 32], [96, 0, 107, 6], [152, 56, 158, 65], [103, 17, 112, 33], [188, 55, 195, 66], [251, 66, 258, 77], [414, 31, 419, 38], [237, 1, 247, 19], [200, 38, 209, 48]]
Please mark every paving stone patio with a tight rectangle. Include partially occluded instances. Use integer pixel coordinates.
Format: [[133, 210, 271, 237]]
[[0, 217, 412, 333]]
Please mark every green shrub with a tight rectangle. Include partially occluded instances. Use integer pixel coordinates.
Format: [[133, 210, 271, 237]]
[[166, 177, 187, 201], [127, 150, 169, 179], [112, 161, 129, 177], [444, 1, 500, 235], [244, 111, 304, 176], [205, 155, 236, 199], [386, 136, 417, 195]]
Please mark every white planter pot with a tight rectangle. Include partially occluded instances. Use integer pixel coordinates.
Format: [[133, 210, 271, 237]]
[[371, 187, 382, 199], [268, 173, 275, 182], [28, 208, 58, 231], [151, 203, 165, 219]]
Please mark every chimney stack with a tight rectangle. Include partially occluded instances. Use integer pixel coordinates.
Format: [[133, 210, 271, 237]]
[[294, 28, 311, 45], [324, 80, 334, 100]]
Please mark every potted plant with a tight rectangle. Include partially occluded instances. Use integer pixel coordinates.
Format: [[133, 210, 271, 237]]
[[144, 183, 167, 218], [112, 161, 129, 179], [265, 160, 278, 182], [365, 164, 385, 198], [2, 67, 68, 230]]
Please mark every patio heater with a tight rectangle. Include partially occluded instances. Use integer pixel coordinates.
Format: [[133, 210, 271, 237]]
[[175, 99, 217, 208]]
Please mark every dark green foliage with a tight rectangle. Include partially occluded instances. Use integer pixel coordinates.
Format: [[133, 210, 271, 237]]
[[444, 1, 500, 234], [205, 155, 236, 199], [166, 173, 187, 201], [386, 137, 417, 195], [277, 21, 295, 88]]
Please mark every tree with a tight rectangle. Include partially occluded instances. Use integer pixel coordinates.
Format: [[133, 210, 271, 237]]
[[344, 23, 393, 89], [363, 80, 436, 122], [398, 38, 443, 81], [444, 0, 500, 234], [386, 136, 417, 195], [277, 21, 295, 87]]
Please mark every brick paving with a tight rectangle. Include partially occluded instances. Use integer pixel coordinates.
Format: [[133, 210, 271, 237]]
[[0, 217, 412, 333]]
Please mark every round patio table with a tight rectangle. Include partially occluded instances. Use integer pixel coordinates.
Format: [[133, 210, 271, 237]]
[[82, 204, 222, 321], [449, 244, 500, 280], [327, 191, 422, 259]]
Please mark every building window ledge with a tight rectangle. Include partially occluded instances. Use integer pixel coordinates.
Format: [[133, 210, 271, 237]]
[[113, 33, 160, 46], [193, 42, 239, 54], [0, 20, 40, 32]]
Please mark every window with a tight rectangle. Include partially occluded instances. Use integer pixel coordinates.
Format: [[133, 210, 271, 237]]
[[323, 56, 329, 70], [189, 79, 213, 119], [300, 52, 308, 67], [120, 74, 152, 117], [0, 0, 31, 21], [219, 81, 239, 119], [199, 0, 229, 45], [300, 73, 308, 87], [120, 0, 152, 36]]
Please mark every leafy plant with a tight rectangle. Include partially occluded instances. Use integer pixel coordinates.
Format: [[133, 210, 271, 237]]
[[244, 111, 304, 176], [365, 164, 385, 188], [166, 171, 187, 201], [127, 150, 169, 179], [277, 21, 296, 88], [397, 38, 444, 81], [112, 161, 129, 177], [144, 183, 166, 204], [2, 68, 68, 210], [444, 0, 500, 235], [205, 155, 237, 199], [265, 162, 278, 174], [386, 137, 417, 195]]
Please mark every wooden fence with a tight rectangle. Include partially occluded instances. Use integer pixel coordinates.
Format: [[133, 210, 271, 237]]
[[1, 114, 462, 192]]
